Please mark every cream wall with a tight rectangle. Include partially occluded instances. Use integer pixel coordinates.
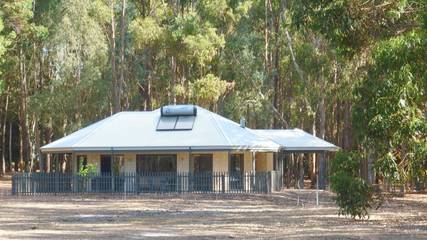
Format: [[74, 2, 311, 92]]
[[213, 152, 228, 172], [177, 152, 190, 172], [123, 153, 136, 172], [243, 151, 253, 172], [255, 152, 274, 171], [265, 152, 274, 171]]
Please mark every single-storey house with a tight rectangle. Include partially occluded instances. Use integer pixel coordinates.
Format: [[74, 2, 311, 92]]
[[12, 105, 338, 195]]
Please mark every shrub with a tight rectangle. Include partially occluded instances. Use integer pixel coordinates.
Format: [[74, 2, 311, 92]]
[[330, 151, 373, 219], [78, 164, 97, 177]]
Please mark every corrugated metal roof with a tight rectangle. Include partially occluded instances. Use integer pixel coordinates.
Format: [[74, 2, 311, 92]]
[[41, 106, 281, 153], [252, 128, 339, 152]]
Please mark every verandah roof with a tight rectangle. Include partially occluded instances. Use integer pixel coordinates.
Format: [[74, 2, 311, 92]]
[[252, 129, 339, 152]]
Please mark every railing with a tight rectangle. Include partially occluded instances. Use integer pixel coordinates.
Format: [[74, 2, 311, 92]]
[[12, 171, 283, 195]]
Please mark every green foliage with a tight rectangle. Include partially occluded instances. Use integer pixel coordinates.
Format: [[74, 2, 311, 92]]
[[353, 29, 426, 185], [191, 73, 228, 107], [0, 16, 5, 91], [183, 27, 225, 67], [294, 0, 423, 57], [130, 17, 164, 48], [77, 164, 97, 177], [330, 151, 373, 219]]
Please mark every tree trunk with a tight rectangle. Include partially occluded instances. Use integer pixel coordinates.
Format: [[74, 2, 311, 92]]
[[34, 117, 41, 172], [170, 55, 177, 104], [317, 96, 326, 189], [119, 0, 126, 109], [342, 101, 352, 150], [1, 87, 9, 175], [310, 120, 317, 187], [264, 0, 269, 72], [298, 154, 304, 189], [272, 15, 282, 128], [111, 0, 120, 113], [44, 117, 53, 173], [9, 123, 13, 172], [19, 45, 30, 172]]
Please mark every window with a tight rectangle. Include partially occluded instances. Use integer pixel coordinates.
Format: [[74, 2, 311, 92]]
[[230, 154, 244, 173], [136, 154, 177, 173], [192, 154, 213, 173], [77, 155, 87, 171]]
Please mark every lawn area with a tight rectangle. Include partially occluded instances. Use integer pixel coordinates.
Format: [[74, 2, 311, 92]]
[[0, 177, 426, 239]]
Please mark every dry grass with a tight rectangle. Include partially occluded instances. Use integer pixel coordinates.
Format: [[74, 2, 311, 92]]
[[0, 177, 426, 239]]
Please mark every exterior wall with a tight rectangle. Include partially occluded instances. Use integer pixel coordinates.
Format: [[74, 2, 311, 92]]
[[265, 152, 274, 171], [243, 151, 253, 172], [123, 153, 136, 172], [213, 152, 229, 172], [255, 152, 274, 172], [177, 152, 189, 172]]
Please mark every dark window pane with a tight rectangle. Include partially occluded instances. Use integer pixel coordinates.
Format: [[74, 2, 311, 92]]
[[100, 155, 112, 174], [137, 154, 177, 172], [193, 154, 213, 172], [230, 154, 243, 173], [158, 155, 176, 172]]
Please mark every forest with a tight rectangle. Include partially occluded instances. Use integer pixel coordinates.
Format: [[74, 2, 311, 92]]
[[0, 0, 425, 188]]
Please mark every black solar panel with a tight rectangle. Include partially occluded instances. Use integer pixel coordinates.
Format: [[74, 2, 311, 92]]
[[156, 116, 178, 130], [175, 116, 195, 130], [156, 115, 195, 131]]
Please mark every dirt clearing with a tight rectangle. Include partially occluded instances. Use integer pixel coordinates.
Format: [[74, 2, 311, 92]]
[[0, 178, 426, 239]]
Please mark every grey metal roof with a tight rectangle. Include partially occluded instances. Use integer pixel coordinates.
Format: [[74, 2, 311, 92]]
[[252, 129, 339, 152], [41, 106, 281, 153]]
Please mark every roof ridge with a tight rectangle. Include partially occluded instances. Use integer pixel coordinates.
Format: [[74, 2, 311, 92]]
[[71, 112, 123, 148]]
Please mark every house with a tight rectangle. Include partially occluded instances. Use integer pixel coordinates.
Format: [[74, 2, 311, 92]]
[[12, 105, 338, 195]]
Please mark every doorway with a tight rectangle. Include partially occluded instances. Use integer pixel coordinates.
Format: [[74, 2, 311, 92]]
[[100, 155, 112, 174], [192, 154, 213, 191]]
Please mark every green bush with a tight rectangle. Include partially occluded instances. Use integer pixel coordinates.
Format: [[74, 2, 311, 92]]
[[330, 151, 373, 219], [78, 164, 97, 177]]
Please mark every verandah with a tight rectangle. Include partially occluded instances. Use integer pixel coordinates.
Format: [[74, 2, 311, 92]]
[[12, 171, 283, 195]]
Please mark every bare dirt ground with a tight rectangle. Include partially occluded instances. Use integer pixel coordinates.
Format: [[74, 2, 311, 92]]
[[0, 177, 426, 239]]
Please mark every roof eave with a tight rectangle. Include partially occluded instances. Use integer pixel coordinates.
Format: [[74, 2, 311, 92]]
[[40, 145, 281, 153]]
